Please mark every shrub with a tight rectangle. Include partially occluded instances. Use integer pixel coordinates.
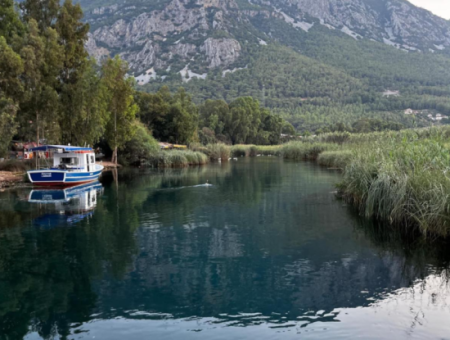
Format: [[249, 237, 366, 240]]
[[206, 143, 231, 161], [119, 122, 159, 166]]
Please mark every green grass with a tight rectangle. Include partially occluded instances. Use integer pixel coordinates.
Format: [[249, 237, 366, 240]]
[[205, 143, 231, 161], [317, 150, 353, 169], [146, 150, 208, 168], [280, 142, 339, 161], [338, 136, 450, 237]]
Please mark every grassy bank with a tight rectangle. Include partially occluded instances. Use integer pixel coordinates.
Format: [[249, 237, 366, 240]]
[[206, 127, 450, 237], [287, 127, 450, 238], [145, 150, 209, 168]]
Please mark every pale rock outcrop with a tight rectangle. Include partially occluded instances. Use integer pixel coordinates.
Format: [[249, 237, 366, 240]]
[[201, 38, 241, 68], [121, 40, 160, 73], [85, 35, 110, 62]]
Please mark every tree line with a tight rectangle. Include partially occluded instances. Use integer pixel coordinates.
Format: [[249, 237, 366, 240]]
[[0, 0, 138, 163], [0, 0, 294, 164]]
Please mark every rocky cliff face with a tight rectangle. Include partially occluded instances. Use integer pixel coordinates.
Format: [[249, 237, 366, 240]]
[[259, 0, 450, 50], [83, 0, 450, 83], [85, 0, 243, 79]]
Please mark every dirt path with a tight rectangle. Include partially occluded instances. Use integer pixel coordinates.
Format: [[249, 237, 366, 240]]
[[0, 171, 25, 188]]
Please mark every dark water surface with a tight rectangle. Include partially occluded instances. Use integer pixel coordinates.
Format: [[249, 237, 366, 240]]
[[1, 158, 450, 340]]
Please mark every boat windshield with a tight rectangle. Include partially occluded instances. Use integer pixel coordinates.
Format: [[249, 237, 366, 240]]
[[60, 158, 78, 165]]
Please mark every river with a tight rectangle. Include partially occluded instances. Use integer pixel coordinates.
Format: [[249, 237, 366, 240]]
[[0, 158, 449, 339]]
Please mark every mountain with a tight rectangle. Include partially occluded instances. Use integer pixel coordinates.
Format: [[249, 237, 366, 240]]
[[80, 0, 450, 130]]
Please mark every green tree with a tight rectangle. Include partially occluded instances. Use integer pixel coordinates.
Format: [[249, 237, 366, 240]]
[[19, 19, 62, 143], [119, 121, 159, 166], [0, 0, 24, 43], [228, 97, 262, 144], [0, 35, 23, 157], [102, 56, 139, 164], [0, 98, 18, 157], [55, 0, 90, 144], [20, 0, 59, 32], [71, 59, 110, 146], [199, 99, 230, 136], [135, 91, 169, 139], [167, 88, 198, 144], [0, 36, 23, 101]]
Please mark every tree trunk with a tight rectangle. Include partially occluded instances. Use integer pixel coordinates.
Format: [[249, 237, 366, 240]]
[[112, 146, 118, 165], [36, 112, 39, 170]]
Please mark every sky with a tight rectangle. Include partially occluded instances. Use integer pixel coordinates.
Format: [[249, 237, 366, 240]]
[[409, 0, 450, 19]]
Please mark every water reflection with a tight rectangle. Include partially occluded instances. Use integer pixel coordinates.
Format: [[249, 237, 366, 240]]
[[28, 182, 103, 227], [0, 159, 449, 339]]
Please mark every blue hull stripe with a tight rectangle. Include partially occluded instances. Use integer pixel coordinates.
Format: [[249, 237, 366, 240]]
[[28, 166, 104, 185]]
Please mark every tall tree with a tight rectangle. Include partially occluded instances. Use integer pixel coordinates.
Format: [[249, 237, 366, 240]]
[[102, 56, 138, 164], [20, 0, 59, 32], [135, 91, 169, 139], [19, 19, 62, 144], [55, 0, 90, 144], [0, 0, 24, 43], [70, 59, 110, 146], [0, 36, 23, 100], [167, 88, 198, 144], [228, 97, 262, 144], [0, 37, 23, 157]]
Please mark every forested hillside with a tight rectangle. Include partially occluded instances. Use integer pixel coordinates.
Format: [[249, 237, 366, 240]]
[[78, 0, 450, 132]]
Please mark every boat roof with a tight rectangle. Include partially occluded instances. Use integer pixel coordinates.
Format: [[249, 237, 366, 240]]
[[28, 145, 93, 152]]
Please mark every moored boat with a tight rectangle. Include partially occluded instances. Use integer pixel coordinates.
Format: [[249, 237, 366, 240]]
[[27, 145, 104, 186]]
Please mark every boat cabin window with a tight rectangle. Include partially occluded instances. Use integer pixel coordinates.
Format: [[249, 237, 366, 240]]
[[90, 155, 95, 164], [60, 157, 78, 165]]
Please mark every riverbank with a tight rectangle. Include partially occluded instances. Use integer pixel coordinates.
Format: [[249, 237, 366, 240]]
[[200, 127, 450, 238], [278, 127, 450, 238], [0, 171, 27, 189]]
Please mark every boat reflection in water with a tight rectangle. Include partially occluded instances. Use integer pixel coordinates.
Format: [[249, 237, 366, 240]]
[[28, 181, 104, 228]]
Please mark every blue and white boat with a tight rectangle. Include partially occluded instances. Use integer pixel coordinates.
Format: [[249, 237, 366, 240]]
[[27, 145, 104, 186]]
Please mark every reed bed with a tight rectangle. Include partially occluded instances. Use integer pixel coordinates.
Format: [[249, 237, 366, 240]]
[[231, 145, 282, 157], [280, 142, 339, 161], [205, 143, 231, 161], [338, 136, 450, 237], [146, 150, 208, 168], [317, 150, 353, 169]]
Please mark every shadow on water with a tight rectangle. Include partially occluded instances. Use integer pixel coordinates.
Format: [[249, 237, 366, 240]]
[[0, 158, 449, 339]]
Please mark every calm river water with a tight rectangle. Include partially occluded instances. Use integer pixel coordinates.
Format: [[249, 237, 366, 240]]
[[0, 158, 450, 340]]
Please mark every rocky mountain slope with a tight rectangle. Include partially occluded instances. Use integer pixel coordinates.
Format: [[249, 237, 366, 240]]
[[83, 0, 450, 81], [79, 0, 450, 130]]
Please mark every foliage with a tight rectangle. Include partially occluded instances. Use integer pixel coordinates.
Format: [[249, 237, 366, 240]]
[[136, 86, 198, 144], [118, 121, 159, 166], [0, 0, 24, 43], [102, 56, 139, 163], [198, 97, 286, 145], [280, 142, 339, 161], [0, 98, 18, 158], [317, 150, 353, 169], [205, 143, 231, 161], [339, 134, 450, 237], [146, 150, 208, 167]]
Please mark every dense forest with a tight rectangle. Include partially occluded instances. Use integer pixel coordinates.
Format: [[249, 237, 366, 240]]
[[138, 9, 450, 132], [0, 0, 298, 163]]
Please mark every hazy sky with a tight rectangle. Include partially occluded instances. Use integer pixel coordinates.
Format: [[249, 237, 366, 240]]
[[409, 0, 450, 19]]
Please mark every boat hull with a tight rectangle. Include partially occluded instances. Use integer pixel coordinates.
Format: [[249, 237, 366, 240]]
[[28, 166, 104, 187]]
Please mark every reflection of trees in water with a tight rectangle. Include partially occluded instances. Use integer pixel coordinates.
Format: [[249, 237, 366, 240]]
[[95, 161, 450, 325], [1, 160, 450, 338], [0, 182, 147, 340]]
